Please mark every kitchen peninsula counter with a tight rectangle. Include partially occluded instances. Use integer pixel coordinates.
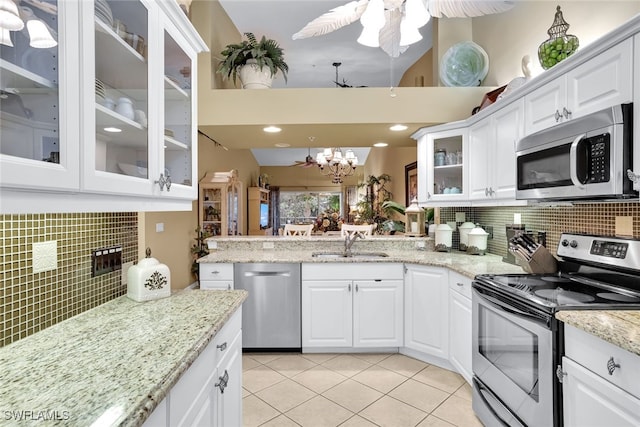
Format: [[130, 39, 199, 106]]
[[199, 236, 525, 279], [556, 310, 640, 357], [0, 290, 247, 426]]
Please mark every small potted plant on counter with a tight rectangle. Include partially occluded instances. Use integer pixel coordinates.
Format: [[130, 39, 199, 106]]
[[217, 32, 288, 89]]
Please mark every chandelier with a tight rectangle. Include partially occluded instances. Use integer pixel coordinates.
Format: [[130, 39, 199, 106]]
[[316, 148, 358, 184]]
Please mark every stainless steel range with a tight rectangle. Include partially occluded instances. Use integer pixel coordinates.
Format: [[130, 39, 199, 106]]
[[472, 233, 640, 427]]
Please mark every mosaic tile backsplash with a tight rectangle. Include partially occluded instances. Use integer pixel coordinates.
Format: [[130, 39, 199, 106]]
[[0, 213, 137, 347], [440, 202, 640, 258]]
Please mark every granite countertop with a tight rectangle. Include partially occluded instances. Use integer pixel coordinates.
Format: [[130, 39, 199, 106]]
[[199, 249, 525, 279], [0, 290, 247, 426], [556, 310, 640, 357]]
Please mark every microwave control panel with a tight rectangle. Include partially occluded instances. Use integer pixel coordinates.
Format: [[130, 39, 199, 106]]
[[586, 133, 610, 183]]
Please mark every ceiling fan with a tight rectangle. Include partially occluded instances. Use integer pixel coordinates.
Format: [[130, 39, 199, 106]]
[[290, 147, 319, 168], [292, 0, 516, 57]]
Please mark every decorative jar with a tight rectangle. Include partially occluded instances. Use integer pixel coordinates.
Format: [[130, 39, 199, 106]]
[[538, 5, 579, 70]]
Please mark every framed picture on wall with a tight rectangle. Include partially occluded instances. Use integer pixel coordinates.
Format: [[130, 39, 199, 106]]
[[405, 161, 418, 206]]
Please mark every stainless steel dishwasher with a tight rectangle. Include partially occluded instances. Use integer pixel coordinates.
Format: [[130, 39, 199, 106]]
[[234, 263, 301, 350]]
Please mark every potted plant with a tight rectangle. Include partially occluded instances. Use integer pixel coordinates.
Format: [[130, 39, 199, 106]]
[[217, 32, 288, 89]]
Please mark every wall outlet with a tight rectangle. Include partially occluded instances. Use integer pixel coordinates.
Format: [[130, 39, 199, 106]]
[[32, 240, 58, 273], [121, 261, 134, 285], [207, 240, 218, 250], [263, 241, 274, 249], [156, 223, 164, 232]]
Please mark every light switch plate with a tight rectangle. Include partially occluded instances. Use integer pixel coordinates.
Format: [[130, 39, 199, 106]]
[[33, 240, 57, 273]]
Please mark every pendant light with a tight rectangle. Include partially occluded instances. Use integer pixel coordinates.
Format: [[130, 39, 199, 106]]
[[0, 0, 23, 31]]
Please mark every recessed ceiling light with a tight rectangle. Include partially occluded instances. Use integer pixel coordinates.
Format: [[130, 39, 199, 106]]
[[275, 143, 290, 148], [389, 124, 408, 131], [104, 127, 122, 133], [373, 142, 388, 147], [263, 126, 282, 133]]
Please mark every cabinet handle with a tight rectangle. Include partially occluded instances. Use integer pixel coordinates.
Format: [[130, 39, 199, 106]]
[[563, 107, 572, 119], [488, 187, 495, 196], [155, 173, 172, 192], [607, 357, 620, 375], [356, 284, 359, 292], [556, 364, 567, 383], [456, 282, 464, 287], [216, 369, 229, 393], [210, 270, 220, 275], [427, 192, 432, 199], [217, 342, 227, 351], [554, 110, 562, 122], [227, 284, 231, 290], [484, 188, 489, 196], [348, 284, 351, 292]]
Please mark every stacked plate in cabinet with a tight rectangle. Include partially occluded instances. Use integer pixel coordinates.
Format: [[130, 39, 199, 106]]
[[95, 78, 106, 100], [95, 0, 113, 27]]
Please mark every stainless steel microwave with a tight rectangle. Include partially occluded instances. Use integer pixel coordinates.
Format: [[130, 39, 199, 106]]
[[516, 103, 635, 201]]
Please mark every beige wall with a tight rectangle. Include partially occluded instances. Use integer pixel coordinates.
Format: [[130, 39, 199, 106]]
[[141, 133, 259, 289], [398, 49, 434, 87], [472, 1, 640, 86]]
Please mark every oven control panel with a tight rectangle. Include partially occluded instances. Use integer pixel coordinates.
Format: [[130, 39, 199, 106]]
[[557, 233, 640, 271], [590, 240, 628, 259]]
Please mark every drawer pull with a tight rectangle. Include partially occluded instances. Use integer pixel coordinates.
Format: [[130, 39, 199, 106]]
[[348, 284, 351, 292], [216, 369, 229, 393], [554, 110, 562, 122], [456, 282, 464, 287], [210, 270, 220, 275], [217, 342, 227, 351], [607, 357, 620, 375]]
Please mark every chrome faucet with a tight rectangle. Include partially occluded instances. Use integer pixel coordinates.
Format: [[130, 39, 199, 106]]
[[344, 232, 362, 257]]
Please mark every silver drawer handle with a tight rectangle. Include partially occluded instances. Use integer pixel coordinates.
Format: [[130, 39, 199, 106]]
[[210, 270, 220, 275], [554, 110, 562, 122], [217, 342, 227, 351], [215, 369, 229, 393], [563, 107, 572, 119], [607, 357, 620, 375], [457, 282, 464, 287]]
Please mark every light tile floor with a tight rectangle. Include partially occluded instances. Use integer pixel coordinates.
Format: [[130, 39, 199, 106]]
[[242, 353, 484, 427]]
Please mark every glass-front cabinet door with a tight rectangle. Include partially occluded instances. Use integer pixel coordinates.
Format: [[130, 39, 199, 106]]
[[416, 126, 468, 205], [0, 0, 79, 190], [82, 0, 152, 195], [161, 16, 197, 199]]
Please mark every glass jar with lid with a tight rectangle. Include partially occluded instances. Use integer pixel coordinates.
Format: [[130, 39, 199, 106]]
[[435, 148, 447, 166]]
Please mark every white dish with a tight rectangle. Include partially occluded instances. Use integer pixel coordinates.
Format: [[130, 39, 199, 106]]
[[118, 163, 147, 178]]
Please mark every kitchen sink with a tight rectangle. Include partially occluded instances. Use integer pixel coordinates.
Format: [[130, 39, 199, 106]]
[[311, 251, 389, 259]]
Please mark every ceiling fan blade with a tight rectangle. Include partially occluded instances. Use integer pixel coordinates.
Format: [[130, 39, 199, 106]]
[[292, 0, 369, 40], [427, 0, 516, 18]]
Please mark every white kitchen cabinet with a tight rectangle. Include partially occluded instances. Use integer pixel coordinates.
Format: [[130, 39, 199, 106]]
[[199, 263, 234, 290], [403, 264, 449, 359], [353, 279, 404, 347], [562, 324, 640, 427], [144, 308, 242, 427], [0, 0, 80, 192], [416, 125, 469, 206], [301, 263, 404, 349], [524, 38, 633, 135], [468, 100, 524, 204], [448, 271, 472, 384], [1, 0, 207, 213]]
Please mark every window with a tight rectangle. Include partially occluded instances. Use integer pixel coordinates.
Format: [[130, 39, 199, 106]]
[[279, 191, 342, 224]]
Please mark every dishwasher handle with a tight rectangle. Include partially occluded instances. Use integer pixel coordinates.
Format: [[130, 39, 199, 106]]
[[243, 271, 291, 277]]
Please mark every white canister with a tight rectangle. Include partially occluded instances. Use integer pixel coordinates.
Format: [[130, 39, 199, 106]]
[[127, 248, 171, 301], [434, 224, 453, 252], [115, 97, 135, 120], [467, 226, 489, 255], [458, 222, 476, 251]]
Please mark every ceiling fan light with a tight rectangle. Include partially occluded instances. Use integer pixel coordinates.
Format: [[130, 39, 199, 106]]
[[357, 25, 380, 47], [360, 0, 385, 28], [400, 15, 423, 46], [316, 152, 328, 165], [405, 0, 431, 28], [0, 0, 22, 31]]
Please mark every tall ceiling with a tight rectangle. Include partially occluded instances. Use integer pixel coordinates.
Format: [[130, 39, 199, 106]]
[[217, 0, 434, 89]]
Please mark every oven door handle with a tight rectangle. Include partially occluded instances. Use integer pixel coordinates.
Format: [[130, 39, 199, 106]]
[[473, 378, 525, 427], [569, 133, 587, 189], [476, 290, 550, 327]]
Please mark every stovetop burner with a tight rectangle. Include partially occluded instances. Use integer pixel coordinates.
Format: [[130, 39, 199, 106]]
[[534, 288, 596, 304], [596, 292, 640, 302]]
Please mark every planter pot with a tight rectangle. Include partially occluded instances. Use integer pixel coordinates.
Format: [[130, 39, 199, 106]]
[[238, 61, 274, 89]]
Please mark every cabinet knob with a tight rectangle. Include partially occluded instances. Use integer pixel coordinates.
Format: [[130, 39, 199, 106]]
[[355, 284, 359, 292], [484, 188, 489, 196], [348, 284, 351, 292], [607, 357, 620, 375], [554, 110, 562, 122], [456, 282, 464, 287], [217, 342, 227, 351], [227, 284, 231, 290], [563, 107, 572, 119]]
